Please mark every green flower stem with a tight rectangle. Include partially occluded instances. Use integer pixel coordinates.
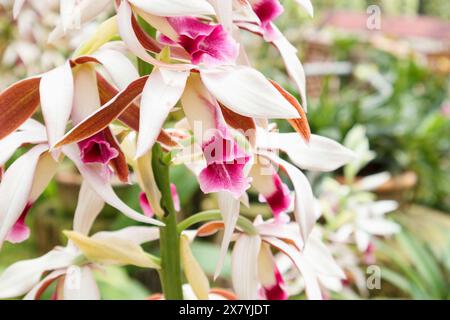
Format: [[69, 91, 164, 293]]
[[152, 143, 184, 300], [177, 210, 258, 236]]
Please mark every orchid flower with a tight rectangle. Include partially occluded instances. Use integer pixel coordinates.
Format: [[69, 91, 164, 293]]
[[193, 214, 344, 300], [319, 126, 401, 255], [169, 90, 354, 280], [0, 181, 160, 300]]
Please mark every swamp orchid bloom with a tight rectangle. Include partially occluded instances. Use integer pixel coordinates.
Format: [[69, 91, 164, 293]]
[[194, 215, 306, 299], [0, 121, 58, 249], [181, 73, 251, 198], [0, 182, 160, 300], [260, 224, 346, 300], [319, 173, 401, 253], [331, 199, 401, 253]]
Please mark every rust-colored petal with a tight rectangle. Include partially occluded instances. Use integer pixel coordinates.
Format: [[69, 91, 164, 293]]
[[0, 77, 41, 140], [210, 288, 238, 300], [131, 13, 160, 53], [54, 75, 149, 148], [98, 73, 179, 148], [220, 102, 256, 145], [97, 72, 139, 131], [103, 127, 129, 183], [130, 13, 190, 60], [269, 79, 311, 142], [70, 56, 101, 67], [196, 221, 225, 237]]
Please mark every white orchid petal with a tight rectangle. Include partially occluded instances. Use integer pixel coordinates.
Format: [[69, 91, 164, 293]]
[[358, 218, 401, 236], [0, 130, 47, 166], [93, 226, 160, 245], [354, 172, 391, 191], [200, 66, 300, 119], [18, 118, 46, 132], [0, 249, 75, 299], [271, 26, 308, 111], [369, 200, 399, 216], [260, 132, 356, 172], [40, 61, 74, 151], [117, 1, 192, 71], [231, 234, 261, 299], [13, 0, 26, 19], [28, 151, 59, 202], [136, 68, 188, 158], [294, 0, 314, 17], [303, 235, 346, 279], [180, 235, 210, 300], [209, 0, 233, 31], [71, 64, 101, 125], [256, 223, 303, 250], [63, 266, 100, 300], [355, 230, 370, 252], [60, 0, 76, 32], [258, 243, 276, 286], [181, 73, 217, 140], [129, 0, 215, 17], [73, 181, 105, 235], [63, 145, 164, 227], [23, 269, 66, 300], [0, 145, 48, 249], [214, 192, 240, 279], [93, 49, 139, 90]]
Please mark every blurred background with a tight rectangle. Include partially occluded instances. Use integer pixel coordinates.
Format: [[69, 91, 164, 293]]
[[0, 0, 449, 299]]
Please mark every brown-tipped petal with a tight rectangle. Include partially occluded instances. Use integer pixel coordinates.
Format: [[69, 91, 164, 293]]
[[98, 73, 179, 148], [220, 102, 256, 144], [269, 79, 311, 142], [70, 56, 101, 67], [131, 14, 161, 53], [0, 77, 41, 140], [210, 288, 238, 300], [130, 13, 190, 61], [196, 221, 225, 237], [103, 128, 130, 183], [54, 75, 149, 148]]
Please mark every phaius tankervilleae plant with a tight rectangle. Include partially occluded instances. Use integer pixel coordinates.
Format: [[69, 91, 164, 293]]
[[0, 0, 361, 300]]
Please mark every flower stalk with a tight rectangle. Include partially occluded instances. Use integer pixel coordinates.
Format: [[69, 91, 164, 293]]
[[152, 143, 184, 300]]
